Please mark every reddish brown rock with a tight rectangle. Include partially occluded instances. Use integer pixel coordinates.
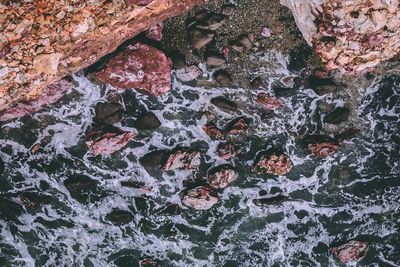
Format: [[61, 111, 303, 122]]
[[218, 142, 242, 160], [256, 92, 284, 110], [125, 0, 154, 6], [253, 151, 293, 175], [146, 22, 164, 41], [0, 79, 73, 122], [182, 186, 219, 210], [85, 128, 135, 156], [330, 240, 368, 264], [161, 149, 201, 171], [301, 135, 339, 158], [175, 65, 202, 82], [95, 43, 171, 96], [226, 117, 250, 135], [208, 165, 237, 189], [202, 124, 224, 139]]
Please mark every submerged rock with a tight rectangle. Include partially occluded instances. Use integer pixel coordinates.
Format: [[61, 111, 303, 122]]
[[253, 195, 288, 207], [161, 149, 201, 171], [253, 150, 293, 175], [226, 116, 250, 135], [301, 135, 339, 158], [140, 150, 166, 167], [86, 128, 135, 155], [218, 142, 242, 160], [182, 186, 219, 210], [213, 70, 232, 87], [95, 102, 123, 125], [256, 93, 284, 110], [210, 96, 238, 112], [208, 165, 237, 189], [330, 240, 368, 264], [95, 43, 172, 96], [106, 209, 134, 226], [188, 28, 215, 49], [135, 112, 161, 130], [324, 107, 350, 124], [221, 4, 235, 16], [196, 13, 226, 31]]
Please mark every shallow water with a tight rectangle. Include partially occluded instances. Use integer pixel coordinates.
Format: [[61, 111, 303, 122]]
[[0, 52, 399, 266]]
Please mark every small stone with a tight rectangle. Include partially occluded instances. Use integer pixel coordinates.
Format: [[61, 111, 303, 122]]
[[253, 150, 293, 175], [253, 195, 288, 207], [140, 150, 166, 167], [225, 116, 250, 135], [135, 112, 161, 130], [146, 22, 163, 41], [222, 4, 236, 16], [188, 28, 215, 49], [330, 240, 368, 264], [261, 27, 272, 37], [182, 186, 219, 210], [161, 149, 201, 171], [105, 209, 134, 225], [218, 142, 242, 160], [213, 70, 232, 87], [231, 34, 253, 53], [273, 87, 297, 97], [256, 93, 284, 110], [208, 165, 237, 189], [197, 13, 226, 31], [324, 107, 350, 124], [202, 124, 224, 139], [210, 96, 237, 112], [176, 65, 202, 82], [205, 51, 226, 66], [95, 102, 123, 125], [250, 77, 263, 88], [301, 135, 339, 158], [85, 128, 135, 155], [309, 76, 338, 95]]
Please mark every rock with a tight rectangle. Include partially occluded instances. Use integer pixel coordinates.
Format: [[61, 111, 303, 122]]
[[64, 177, 99, 203], [170, 51, 186, 69], [256, 93, 284, 110], [208, 165, 237, 189], [85, 128, 135, 155], [301, 135, 339, 158], [0, 157, 4, 174], [205, 51, 226, 67], [250, 77, 263, 89], [273, 87, 297, 97], [188, 28, 215, 49], [182, 186, 219, 210], [253, 195, 288, 207], [140, 150, 166, 167], [335, 128, 361, 143], [161, 148, 201, 171], [324, 107, 350, 125], [135, 112, 161, 130], [33, 53, 63, 75], [221, 4, 235, 16], [210, 96, 238, 112], [253, 150, 293, 175], [95, 43, 172, 96], [196, 13, 226, 31], [316, 100, 335, 113], [261, 27, 272, 37], [213, 70, 232, 87], [308, 76, 338, 95], [313, 84, 338, 96], [218, 142, 242, 160], [329, 240, 368, 264], [0, 43, 11, 59], [202, 124, 225, 139], [231, 34, 253, 53], [0, 78, 73, 122], [95, 102, 123, 125], [225, 116, 250, 135], [105, 209, 134, 225], [146, 22, 164, 41], [175, 65, 202, 82]]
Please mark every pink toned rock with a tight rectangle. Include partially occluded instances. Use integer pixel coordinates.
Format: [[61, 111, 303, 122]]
[[0, 79, 72, 122], [85, 129, 135, 156], [175, 65, 202, 82], [202, 124, 224, 139], [253, 152, 293, 176], [261, 27, 272, 37], [124, 0, 154, 6], [182, 186, 219, 210], [330, 240, 368, 264], [161, 149, 201, 171], [95, 43, 172, 96], [218, 142, 242, 160], [146, 22, 164, 41], [256, 92, 284, 110], [208, 165, 237, 189]]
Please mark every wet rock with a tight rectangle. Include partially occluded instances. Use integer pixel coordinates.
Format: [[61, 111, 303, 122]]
[[205, 51, 226, 67], [188, 28, 215, 49], [221, 4, 235, 16], [0, 157, 4, 174], [256, 93, 284, 110], [161, 148, 201, 171], [316, 100, 335, 113], [182, 186, 219, 210], [210, 96, 237, 112], [135, 112, 161, 130], [273, 87, 297, 97], [140, 150, 166, 167], [250, 77, 263, 89], [301, 135, 339, 158], [225, 116, 250, 135], [146, 22, 163, 41], [106, 209, 134, 226], [253, 150, 293, 175], [309, 76, 338, 96], [231, 34, 254, 53], [95, 102, 123, 125], [335, 128, 361, 143], [218, 142, 242, 160], [324, 107, 350, 125], [64, 177, 99, 203], [0, 79, 73, 122], [213, 70, 232, 87], [330, 240, 368, 264], [208, 165, 237, 189], [120, 180, 151, 193], [287, 44, 313, 71], [170, 51, 186, 69], [85, 128, 135, 156], [95, 43, 172, 96], [197, 13, 226, 31], [253, 195, 288, 207], [176, 65, 202, 82], [202, 124, 224, 139], [140, 258, 159, 267]]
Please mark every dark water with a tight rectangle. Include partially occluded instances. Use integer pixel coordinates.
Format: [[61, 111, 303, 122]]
[[0, 52, 399, 266]]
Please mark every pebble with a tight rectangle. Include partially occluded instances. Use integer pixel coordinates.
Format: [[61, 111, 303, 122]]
[[231, 34, 253, 53], [213, 69, 232, 87], [221, 4, 236, 16], [210, 96, 238, 112], [188, 28, 215, 49], [205, 51, 226, 67]]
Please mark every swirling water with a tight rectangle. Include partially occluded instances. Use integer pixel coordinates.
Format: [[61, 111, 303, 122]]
[[0, 52, 399, 266]]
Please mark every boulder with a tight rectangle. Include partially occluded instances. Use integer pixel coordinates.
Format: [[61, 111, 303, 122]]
[[105, 209, 134, 226], [202, 124, 225, 140], [301, 135, 339, 158], [255, 93, 284, 110], [95, 102, 123, 125], [135, 112, 161, 130], [175, 65, 202, 82], [253, 150, 293, 175], [329, 240, 368, 264], [208, 165, 237, 189], [213, 70, 232, 87], [161, 148, 201, 171], [146, 22, 164, 41], [217, 142, 242, 160], [140, 150, 166, 167], [225, 116, 251, 135], [85, 128, 135, 155], [182, 186, 219, 210], [253, 195, 288, 207], [95, 43, 171, 96]]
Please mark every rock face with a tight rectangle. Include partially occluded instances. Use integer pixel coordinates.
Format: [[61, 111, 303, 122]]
[[281, 0, 400, 73], [0, 0, 208, 112], [95, 43, 172, 96]]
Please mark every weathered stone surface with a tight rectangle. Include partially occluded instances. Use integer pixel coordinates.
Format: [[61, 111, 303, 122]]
[[146, 22, 164, 41], [161, 149, 201, 171], [202, 124, 225, 139], [253, 150, 293, 175], [175, 65, 202, 82], [105, 209, 134, 226], [255, 93, 284, 110], [135, 112, 161, 130], [182, 186, 219, 210], [208, 165, 237, 189], [324, 107, 350, 125], [85, 128, 135, 156], [281, 0, 400, 73], [217, 142, 242, 160], [330, 240, 368, 264], [301, 135, 339, 158], [95, 43, 172, 96], [0, 0, 208, 111], [0, 79, 72, 122], [95, 102, 123, 125]]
